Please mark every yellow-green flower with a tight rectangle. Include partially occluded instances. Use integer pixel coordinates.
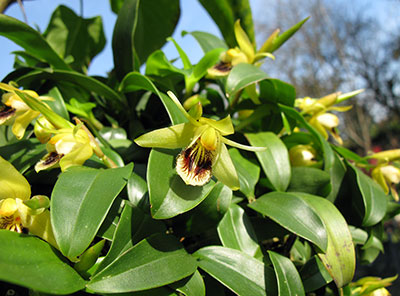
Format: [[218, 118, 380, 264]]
[[0, 156, 57, 247], [289, 144, 321, 167], [296, 92, 353, 145], [134, 91, 266, 190], [350, 275, 396, 296], [208, 20, 274, 77], [371, 164, 400, 201], [35, 126, 93, 172], [0, 83, 49, 139]]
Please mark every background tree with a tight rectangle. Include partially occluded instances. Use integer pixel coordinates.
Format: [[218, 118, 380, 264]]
[[255, 0, 400, 153]]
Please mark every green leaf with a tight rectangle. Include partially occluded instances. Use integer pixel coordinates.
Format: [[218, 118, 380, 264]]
[[198, 0, 254, 47], [245, 132, 291, 192], [186, 48, 225, 93], [194, 246, 277, 296], [279, 105, 335, 172], [16, 69, 128, 112], [51, 164, 133, 258], [288, 167, 330, 196], [44, 5, 106, 72], [299, 256, 332, 292], [87, 233, 197, 293], [185, 182, 232, 234], [120, 72, 187, 125], [183, 31, 228, 53], [229, 148, 260, 199], [0, 14, 70, 70], [148, 149, 216, 219], [339, 163, 387, 227], [169, 270, 206, 296], [297, 193, 355, 288], [127, 171, 148, 207], [259, 79, 296, 107], [248, 192, 327, 252], [226, 63, 268, 99], [95, 202, 166, 274], [325, 151, 347, 202], [218, 204, 261, 258], [268, 251, 305, 296], [45, 86, 70, 120], [112, 0, 180, 79], [0, 138, 45, 173], [0, 231, 85, 294]]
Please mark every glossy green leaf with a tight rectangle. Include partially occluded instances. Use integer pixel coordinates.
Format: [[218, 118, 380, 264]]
[[218, 204, 261, 258], [245, 132, 291, 192], [288, 167, 330, 196], [51, 164, 133, 258], [248, 192, 327, 252], [16, 69, 127, 112], [127, 171, 148, 207], [183, 31, 228, 53], [0, 14, 70, 70], [112, 0, 180, 79], [259, 79, 296, 107], [268, 251, 305, 296], [120, 72, 187, 125], [194, 246, 277, 296], [0, 138, 45, 173], [44, 87, 70, 119], [325, 151, 347, 202], [186, 182, 232, 234], [87, 233, 197, 293], [145, 50, 184, 77], [0, 231, 85, 294], [229, 148, 260, 199], [44, 5, 106, 72], [348, 163, 387, 227], [169, 270, 206, 296], [299, 256, 332, 292], [226, 63, 268, 99], [198, 0, 254, 47], [297, 193, 355, 288], [148, 149, 216, 219], [186, 48, 225, 92], [95, 202, 166, 274]]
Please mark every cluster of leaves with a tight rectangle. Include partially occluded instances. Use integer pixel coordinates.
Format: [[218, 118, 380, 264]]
[[0, 0, 398, 295]]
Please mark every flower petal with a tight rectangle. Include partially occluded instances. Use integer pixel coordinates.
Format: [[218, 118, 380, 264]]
[[372, 167, 389, 194], [135, 123, 198, 149], [212, 143, 240, 190], [199, 116, 234, 135], [12, 109, 40, 139], [16, 198, 58, 248], [35, 152, 63, 172], [59, 142, 93, 171], [0, 198, 18, 216], [234, 20, 255, 62], [0, 156, 31, 200], [221, 137, 266, 152]]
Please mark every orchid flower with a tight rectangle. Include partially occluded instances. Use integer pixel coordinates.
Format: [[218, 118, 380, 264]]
[[0, 83, 53, 139], [134, 91, 266, 190], [0, 156, 57, 247], [208, 20, 275, 77], [35, 126, 94, 172]]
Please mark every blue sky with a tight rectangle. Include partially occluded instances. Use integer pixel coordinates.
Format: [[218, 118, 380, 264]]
[[0, 0, 256, 79], [1, 0, 397, 81]]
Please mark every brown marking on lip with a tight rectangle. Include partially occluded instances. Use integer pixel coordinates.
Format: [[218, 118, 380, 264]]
[[0, 106, 16, 122]]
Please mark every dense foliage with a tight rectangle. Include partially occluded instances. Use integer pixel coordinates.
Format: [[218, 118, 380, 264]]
[[0, 0, 398, 295]]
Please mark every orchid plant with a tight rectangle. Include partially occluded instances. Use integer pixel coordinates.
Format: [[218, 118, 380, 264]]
[[0, 0, 397, 295]]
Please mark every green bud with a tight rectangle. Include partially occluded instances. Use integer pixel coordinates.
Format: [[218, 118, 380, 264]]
[[74, 240, 105, 274]]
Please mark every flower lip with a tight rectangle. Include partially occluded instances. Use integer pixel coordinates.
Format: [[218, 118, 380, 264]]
[[0, 105, 16, 123], [176, 139, 214, 186]]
